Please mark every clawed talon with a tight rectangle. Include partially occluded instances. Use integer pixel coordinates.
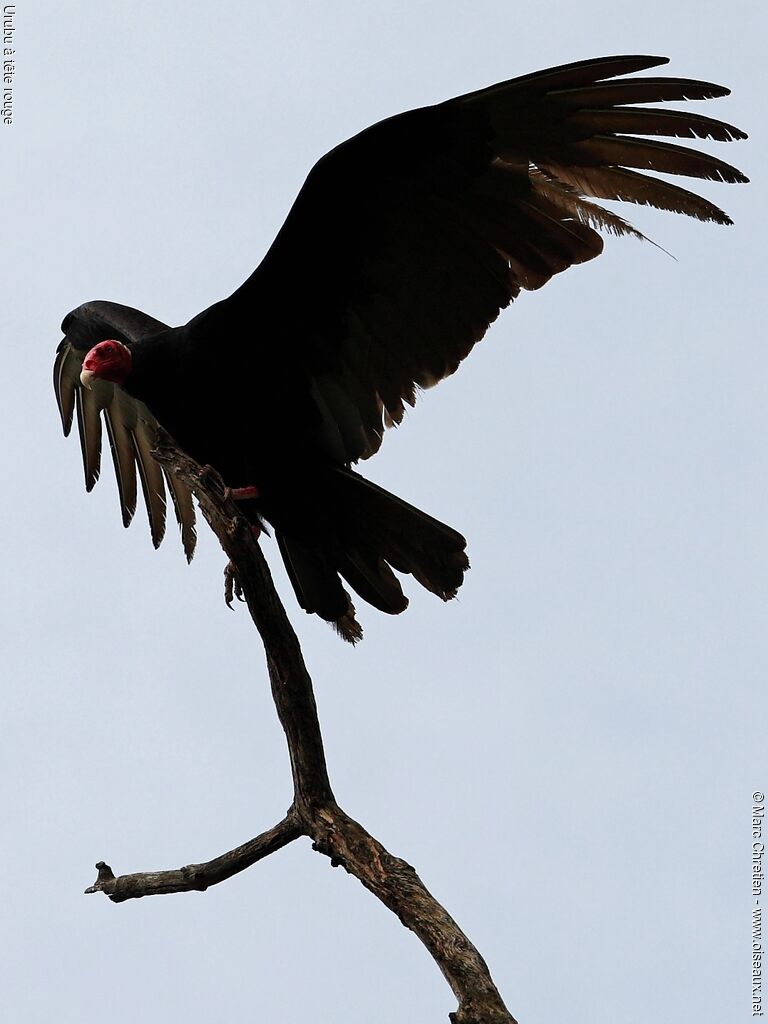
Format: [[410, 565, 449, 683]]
[[224, 524, 262, 607], [224, 560, 245, 608]]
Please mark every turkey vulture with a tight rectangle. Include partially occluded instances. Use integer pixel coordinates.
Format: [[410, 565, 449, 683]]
[[54, 55, 746, 641]]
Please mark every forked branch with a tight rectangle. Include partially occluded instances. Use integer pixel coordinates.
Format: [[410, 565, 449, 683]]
[[85, 431, 517, 1024]]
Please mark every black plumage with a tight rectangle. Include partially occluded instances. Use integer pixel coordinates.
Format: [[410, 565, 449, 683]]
[[54, 55, 747, 640]]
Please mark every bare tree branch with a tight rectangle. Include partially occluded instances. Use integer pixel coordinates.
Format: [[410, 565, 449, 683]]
[[85, 814, 302, 901], [84, 430, 518, 1024]]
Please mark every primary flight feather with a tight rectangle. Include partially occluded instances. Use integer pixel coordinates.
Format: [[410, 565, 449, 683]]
[[54, 55, 747, 640]]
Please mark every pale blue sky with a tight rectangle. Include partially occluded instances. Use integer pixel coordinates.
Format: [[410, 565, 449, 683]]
[[2, 2, 765, 1022]]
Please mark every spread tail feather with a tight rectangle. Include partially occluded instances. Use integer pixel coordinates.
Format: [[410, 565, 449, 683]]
[[275, 532, 362, 643], [276, 468, 469, 641]]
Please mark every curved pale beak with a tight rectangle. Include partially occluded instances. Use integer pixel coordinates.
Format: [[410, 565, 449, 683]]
[[80, 367, 96, 390]]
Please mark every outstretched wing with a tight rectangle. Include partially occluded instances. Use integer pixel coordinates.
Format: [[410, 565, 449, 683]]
[[54, 301, 197, 560], [212, 54, 746, 465]]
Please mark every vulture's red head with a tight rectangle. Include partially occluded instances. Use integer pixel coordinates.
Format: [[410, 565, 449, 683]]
[[80, 339, 132, 388]]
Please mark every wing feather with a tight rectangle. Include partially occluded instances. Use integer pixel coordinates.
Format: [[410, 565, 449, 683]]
[[163, 466, 197, 562], [542, 163, 736, 224], [53, 342, 78, 436], [129, 414, 167, 549], [222, 55, 745, 466], [546, 77, 733, 108], [75, 378, 110, 492], [104, 401, 138, 527], [567, 107, 747, 143], [55, 327, 197, 558]]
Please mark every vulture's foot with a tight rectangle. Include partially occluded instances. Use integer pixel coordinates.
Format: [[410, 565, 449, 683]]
[[224, 560, 245, 608], [225, 484, 261, 502]]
